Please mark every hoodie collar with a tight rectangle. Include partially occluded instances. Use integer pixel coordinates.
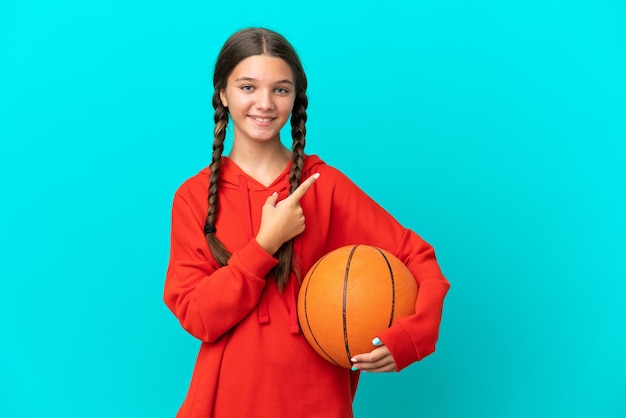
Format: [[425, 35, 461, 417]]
[[203, 155, 325, 192]]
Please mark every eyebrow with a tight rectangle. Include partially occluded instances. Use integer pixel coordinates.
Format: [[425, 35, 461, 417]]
[[234, 77, 294, 85]]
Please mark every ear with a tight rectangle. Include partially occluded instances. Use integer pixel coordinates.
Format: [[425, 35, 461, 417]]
[[219, 89, 228, 107]]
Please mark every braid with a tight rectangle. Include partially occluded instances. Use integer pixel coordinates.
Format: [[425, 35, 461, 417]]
[[205, 91, 232, 265], [289, 89, 308, 194], [274, 89, 308, 291]]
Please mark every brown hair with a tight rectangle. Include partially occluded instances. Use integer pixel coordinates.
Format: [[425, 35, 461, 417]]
[[205, 28, 308, 291]]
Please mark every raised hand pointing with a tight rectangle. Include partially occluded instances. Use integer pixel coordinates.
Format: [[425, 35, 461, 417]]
[[256, 173, 320, 255]]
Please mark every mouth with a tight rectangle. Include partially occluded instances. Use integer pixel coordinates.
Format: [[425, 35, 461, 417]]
[[249, 115, 276, 124]]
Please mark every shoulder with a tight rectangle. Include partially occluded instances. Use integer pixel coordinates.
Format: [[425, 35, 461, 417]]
[[174, 165, 211, 199], [302, 155, 368, 201], [169, 167, 211, 219], [169, 166, 211, 223], [303, 155, 350, 182]]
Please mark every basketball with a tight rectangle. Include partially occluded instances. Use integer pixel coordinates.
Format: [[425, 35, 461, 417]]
[[297, 244, 418, 368]]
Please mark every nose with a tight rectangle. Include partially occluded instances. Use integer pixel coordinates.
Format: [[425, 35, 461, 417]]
[[255, 89, 275, 110]]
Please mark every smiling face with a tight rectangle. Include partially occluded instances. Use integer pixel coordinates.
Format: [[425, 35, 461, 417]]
[[219, 54, 296, 146]]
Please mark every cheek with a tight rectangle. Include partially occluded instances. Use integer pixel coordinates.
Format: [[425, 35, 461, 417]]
[[227, 94, 251, 111], [282, 98, 297, 115]]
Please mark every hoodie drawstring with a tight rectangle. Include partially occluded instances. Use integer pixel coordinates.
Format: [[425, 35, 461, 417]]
[[238, 175, 270, 325], [287, 268, 301, 334], [238, 175, 254, 244]]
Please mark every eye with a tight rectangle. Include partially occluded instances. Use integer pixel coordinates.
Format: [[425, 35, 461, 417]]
[[275, 87, 290, 94], [240, 85, 254, 92]]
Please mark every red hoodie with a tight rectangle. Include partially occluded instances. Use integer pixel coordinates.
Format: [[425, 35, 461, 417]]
[[164, 155, 450, 417]]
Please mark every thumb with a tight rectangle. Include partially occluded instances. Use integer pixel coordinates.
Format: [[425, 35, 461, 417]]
[[265, 191, 279, 207]]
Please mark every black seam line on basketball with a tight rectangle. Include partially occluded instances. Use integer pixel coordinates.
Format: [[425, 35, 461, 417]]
[[375, 247, 396, 327], [343, 245, 359, 363], [303, 255, 341, 367]]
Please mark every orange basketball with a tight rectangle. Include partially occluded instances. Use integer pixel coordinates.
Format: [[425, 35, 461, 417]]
[[297, 244, 418, 368]]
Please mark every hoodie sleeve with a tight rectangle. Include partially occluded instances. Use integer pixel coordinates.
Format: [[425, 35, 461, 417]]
[[324, 167, 450, 370], [164, 192, 278, 343]]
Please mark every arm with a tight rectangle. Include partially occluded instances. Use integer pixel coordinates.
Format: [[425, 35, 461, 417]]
[[164, 192, 277, 343], [377, 229, 450, 370], [164, 173, 319, 343], [326, 169, 450, 370]]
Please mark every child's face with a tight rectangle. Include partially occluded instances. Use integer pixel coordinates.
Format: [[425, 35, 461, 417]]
[[220, 54, 296, 146]]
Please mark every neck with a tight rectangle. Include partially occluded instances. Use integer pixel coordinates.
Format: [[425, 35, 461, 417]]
[[228, 140, 292, 187]]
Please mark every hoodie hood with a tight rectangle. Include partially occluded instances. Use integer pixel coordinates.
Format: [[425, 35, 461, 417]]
[[199, 154, 326, 334], [197, 154, 326, 192]]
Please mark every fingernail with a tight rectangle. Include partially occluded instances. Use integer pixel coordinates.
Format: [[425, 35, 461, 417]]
[[313, 173, 320, 179], [372, 337, 382, 346], [351, 366, 358, 371], [272, 192, 278, 196], [351, 358, 357, 363]]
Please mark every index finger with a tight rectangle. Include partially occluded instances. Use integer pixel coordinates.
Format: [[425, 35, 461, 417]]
[[288, 172, 320, 203]]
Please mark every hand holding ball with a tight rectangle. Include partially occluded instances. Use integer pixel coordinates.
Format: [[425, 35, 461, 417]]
[[297, 245, 418, 368]]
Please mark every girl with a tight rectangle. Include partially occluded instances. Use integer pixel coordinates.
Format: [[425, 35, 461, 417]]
[[164, 28, 450, 417]]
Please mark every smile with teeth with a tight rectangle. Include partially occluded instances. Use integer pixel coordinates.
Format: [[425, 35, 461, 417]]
[[249, 115, 275, 123]]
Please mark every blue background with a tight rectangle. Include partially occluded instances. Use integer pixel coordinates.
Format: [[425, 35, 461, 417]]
[[1, 1, 625, 417]]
